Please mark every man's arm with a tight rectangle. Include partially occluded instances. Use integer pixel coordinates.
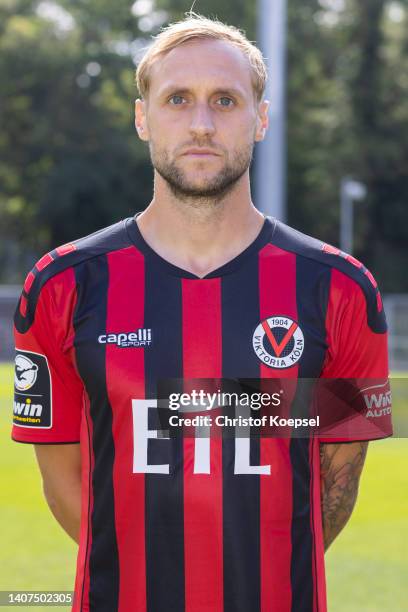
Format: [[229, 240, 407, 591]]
[[34, 444, 82, 544], [319, 441, 368, 551]]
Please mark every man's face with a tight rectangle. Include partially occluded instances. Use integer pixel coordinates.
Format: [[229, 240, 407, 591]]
[[135, 39, 269, 200]]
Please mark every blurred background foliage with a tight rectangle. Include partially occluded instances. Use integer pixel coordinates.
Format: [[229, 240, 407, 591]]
[[0, 0, 407, 289]]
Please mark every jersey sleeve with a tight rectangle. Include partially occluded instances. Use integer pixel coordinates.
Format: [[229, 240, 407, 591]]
[[12, 266, 84, 444], [317, 267, 392, 442]]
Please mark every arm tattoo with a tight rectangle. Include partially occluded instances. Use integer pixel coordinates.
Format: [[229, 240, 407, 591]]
[[320, 442, 368, 551]]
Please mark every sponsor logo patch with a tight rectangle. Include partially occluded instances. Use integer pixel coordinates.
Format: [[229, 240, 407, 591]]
[[252, 316, 304, 369], [361, 380, 392, 418], [13, 350, 52, 428], [14, 354, 39, 391], [98, 328, 152, 348]]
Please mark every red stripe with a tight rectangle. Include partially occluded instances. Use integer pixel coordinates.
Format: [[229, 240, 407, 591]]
[[56, 243, 76, 256], [258, 243, 298, 612], [345, 254, 363, 268], [322, 243, 340, 255], [72, 394, 94, 612], [19, 295, 27, 317], [322, 269, 388, 378], [83, 395, 94, 612], [364, 268, 377, 289], [51, 268, 92, 612], [182, 278, 223, 612], [106, 248, 146, 612], [36, 252, 54, 271], [23, 271, 35, 294]]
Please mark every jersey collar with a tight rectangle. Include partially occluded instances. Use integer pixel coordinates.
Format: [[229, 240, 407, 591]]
[[125, 212, 276, 279]]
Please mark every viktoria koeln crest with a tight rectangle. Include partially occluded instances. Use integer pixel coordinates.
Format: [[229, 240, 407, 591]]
[[252, 316, 305, 369]]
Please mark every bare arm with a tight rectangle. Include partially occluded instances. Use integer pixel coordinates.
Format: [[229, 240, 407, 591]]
[[320, 441, 368, 551], [34, 444, 82, 544]]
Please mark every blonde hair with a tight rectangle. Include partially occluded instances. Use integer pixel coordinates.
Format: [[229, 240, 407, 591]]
[[135, 13, 267, 103]]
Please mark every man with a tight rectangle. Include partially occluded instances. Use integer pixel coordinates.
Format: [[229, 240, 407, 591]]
[[12, 14, 392, 612]]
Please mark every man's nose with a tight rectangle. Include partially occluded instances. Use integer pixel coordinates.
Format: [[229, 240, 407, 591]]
[[189, 104, 216, 138]]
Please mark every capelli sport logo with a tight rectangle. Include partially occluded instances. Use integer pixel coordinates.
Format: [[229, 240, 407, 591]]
[[98, 328, 152, 348], [252, 316, 304, 369]]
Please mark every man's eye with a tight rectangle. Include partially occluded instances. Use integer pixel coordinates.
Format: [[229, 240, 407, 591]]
[[169, 95, 185, 105], [216, 97, 234, 107]]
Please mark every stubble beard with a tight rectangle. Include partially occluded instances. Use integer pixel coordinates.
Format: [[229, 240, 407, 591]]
[[150, 142, 254, 210]]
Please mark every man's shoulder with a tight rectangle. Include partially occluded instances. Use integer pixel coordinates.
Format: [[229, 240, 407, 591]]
[[270, 219, 385, 332], [15, 218, 133, 333], [271, 218, 378, 291]]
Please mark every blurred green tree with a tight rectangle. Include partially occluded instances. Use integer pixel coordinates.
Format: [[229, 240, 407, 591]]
[[0, 0, 152, 279], [286, 0, 408, 292]]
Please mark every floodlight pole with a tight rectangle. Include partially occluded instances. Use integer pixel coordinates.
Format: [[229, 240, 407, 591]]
[[255, 0, 287, 221], [340, 177, 367, 254]]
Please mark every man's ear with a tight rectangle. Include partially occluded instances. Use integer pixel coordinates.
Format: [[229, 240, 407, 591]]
[[254, 99, 269, 142], [135, 98, 149, 141]]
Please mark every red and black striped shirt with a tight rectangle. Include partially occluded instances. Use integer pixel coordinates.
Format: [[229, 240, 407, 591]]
[[12, 214, 392, 612]]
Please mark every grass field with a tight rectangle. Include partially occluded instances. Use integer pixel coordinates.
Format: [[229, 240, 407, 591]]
[[1, 363, 407, 610]]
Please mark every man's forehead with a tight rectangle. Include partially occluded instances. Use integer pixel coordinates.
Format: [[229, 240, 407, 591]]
[[148, 39, 253, 95]]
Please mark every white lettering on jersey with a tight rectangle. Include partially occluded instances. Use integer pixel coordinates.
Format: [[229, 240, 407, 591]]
[[131, 399, 272, 475], [234, 437, 271, 475], [132, 399, 169, 474], [13, 400, 43, 417], [194, 436, 211, 474]]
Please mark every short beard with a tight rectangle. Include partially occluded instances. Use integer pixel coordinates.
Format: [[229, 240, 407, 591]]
[[150, 143, 254, 209]]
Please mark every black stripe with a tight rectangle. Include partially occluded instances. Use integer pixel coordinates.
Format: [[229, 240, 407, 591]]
[[73, 256, 120, 612], [289, 436, 313, 612], [144, 260, 185, 612], [221, 256, 261, 612], [290, 255, 331, 612]]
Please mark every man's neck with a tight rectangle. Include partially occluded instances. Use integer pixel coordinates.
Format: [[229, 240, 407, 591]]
[[135, 174, 265, 278]]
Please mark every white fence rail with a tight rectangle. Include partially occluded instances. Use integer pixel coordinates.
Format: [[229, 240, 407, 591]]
[[0, 286, 20, 362], [383, 294, 408, 372]]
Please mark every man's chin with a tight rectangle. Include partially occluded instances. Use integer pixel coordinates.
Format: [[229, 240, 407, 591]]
[[168, 181, 235, 199], [154, 161, 247, 199]]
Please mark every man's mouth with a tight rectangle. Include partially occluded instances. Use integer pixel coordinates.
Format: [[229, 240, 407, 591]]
[[182, 148, 220, 157]]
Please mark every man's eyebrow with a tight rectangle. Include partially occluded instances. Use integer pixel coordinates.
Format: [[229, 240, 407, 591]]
[[158, 85, 246, 99], [211, 87, 245, 98]]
